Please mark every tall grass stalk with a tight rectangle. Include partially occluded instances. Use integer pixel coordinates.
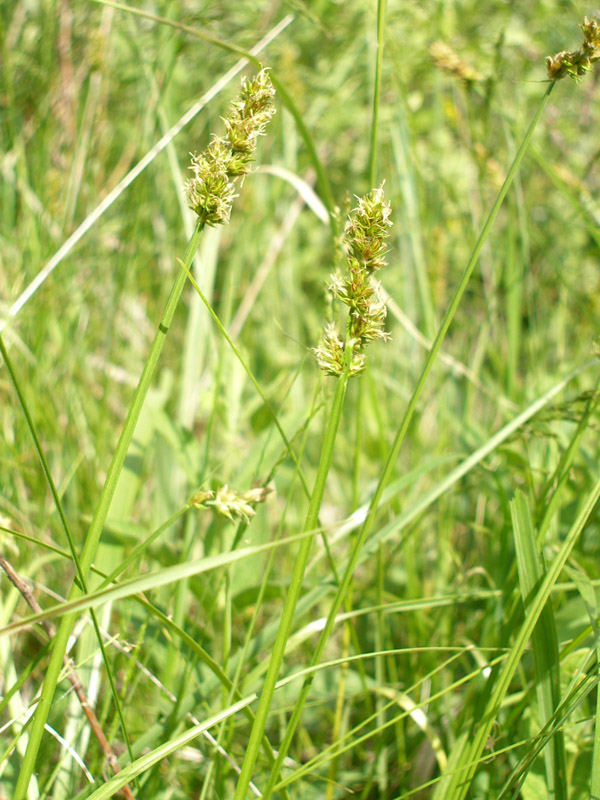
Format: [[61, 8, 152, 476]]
[[259, 79, 556, 796], [13, 63, 276, 799], [232, 352, 354, 799], [13, 219, 204, 800], [233, 177, 393, 796]]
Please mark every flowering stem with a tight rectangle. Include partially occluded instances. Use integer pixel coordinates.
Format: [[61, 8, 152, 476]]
[[14, 219, 205, 800], [233, 348, 354, 800], [261, 80, 556, 798], [367, 9, 388, 792]]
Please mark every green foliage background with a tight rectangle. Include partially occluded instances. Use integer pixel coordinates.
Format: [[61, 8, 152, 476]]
[[1, 1, 600, 798]]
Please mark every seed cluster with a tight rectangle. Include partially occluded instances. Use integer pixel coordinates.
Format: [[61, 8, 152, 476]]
[[429, 40, 483, 83], [313, 187, 392, 377], [190, 485, 271, 523], [546, 16, 600, 80], [186, 69, 276, 225]]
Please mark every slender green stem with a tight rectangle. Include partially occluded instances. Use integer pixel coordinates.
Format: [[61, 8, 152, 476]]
[[179, 261, 341, 581], [233, 351, 354, 799], [1, 325, 137, 776], [259, 80, 556, 795], [0, 335, 86, 588], [14, 219, 204, 800], [368, 0, 386, 187]]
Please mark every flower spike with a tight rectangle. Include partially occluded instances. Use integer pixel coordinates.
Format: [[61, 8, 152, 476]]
[[546, 16, 600, 81], [313, 186, 392, 377], [186, 68, 276, 225]]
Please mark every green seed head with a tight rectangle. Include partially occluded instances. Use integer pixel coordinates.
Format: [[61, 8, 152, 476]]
[[546, 16, 600, 81], [314, 186, 392, 377], [190, 484, 271, 523], [186, 68, 276, 225]]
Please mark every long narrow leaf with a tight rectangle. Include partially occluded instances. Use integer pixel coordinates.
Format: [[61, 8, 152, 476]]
[[511, 491, 566, 799], [442, 477, 600, 799], [0, 527, 324, 639]]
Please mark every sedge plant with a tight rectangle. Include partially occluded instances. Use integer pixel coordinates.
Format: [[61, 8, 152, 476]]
[[436, 21, 600, 800], [238, 16, 600, 800], [233, 187, 393, 798], [11, 67, 276, 800], [4, 11, 600, 800]]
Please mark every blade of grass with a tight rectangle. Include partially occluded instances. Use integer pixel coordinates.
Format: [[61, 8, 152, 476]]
[[510, 490, 567, 799], [0, 526, 333, 639], [441, 476, 600, 799]]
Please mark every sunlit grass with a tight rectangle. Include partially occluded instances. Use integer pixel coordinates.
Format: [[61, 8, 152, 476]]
[[1, 3, 600, 799]]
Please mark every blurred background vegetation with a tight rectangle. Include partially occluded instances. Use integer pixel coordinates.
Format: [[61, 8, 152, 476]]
[[1, 1, 600, 798]]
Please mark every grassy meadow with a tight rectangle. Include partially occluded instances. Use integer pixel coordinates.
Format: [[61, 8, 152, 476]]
[[2, 1, 600, 798]]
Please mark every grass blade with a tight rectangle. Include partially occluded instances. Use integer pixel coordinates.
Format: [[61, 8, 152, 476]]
[[511, 490, 567, 798], [441, 477, 600, 799]]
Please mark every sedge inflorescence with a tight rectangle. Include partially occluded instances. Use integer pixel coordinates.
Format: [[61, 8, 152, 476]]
[[546, 16, 600, 80], [186, 68, 276, 226], [190, 485, 271, 524], [313, 186, 392, 377], [429, 41, 483, 83]]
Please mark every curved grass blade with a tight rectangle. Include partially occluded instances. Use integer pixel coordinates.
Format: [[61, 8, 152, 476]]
[[441, 477, 600, 799], [511, 491, 566, 799]]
